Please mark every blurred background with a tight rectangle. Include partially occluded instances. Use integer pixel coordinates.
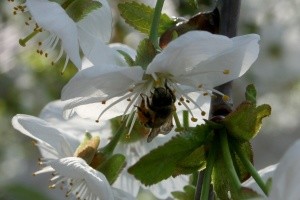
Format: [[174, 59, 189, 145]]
[[1, 0, 300, 199]]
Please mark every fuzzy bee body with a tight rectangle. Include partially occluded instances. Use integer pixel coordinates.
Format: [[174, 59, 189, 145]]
[[136, 82, 176, 142]]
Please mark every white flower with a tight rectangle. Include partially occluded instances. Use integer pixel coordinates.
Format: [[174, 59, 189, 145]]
[[11, 114, 134, 200], [39, 100, 193, 198], [9, 0, 114, 71], [243, 139, 300, 199], [61, 31, 260, 135]]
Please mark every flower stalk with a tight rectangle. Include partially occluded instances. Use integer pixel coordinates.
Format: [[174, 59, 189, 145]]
[[234, 143, 269, 195], [149, 0, 164, 49], [200, 144, 216, 200], [220, 132, 241, 190]]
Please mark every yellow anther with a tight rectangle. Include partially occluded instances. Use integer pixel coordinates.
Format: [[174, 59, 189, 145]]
[[222, 95, 230, 102], [223, 69, 230, 74], [191, 117, 198, 122]]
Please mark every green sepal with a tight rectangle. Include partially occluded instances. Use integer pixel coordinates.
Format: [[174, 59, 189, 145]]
[[64, 0, 102, 22], [128, 125, 213, 186], [117, 50, 135, 66], [118, 2, 175, 35], [171, 185, 196, 200], [73, 133, 100, 165], [135, 39, 157, 69], [222, 101, 271, 141], [245, 84, 257, 104], [97, 154, 126, 185]]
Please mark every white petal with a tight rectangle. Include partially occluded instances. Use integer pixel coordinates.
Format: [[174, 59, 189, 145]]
[[269, 140, 300, 200], [176, 34, 260, 88], [110, 43, 137, 61], [40, 100, 103, 136], [26, 0, 81, 68], [112, 188, 135, 200], [78, 29, 126, 67], [77, 0, 112, 43], [51, 157, 114, 200], [64, 96, 134, 120], [12, 114, 76, 157], [146, 31, 232, 76], [61, 65, 144, 102]]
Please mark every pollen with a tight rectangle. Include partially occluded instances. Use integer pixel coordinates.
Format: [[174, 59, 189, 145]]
[[222, 95, 230, 102], [223, 69, 230, 74]]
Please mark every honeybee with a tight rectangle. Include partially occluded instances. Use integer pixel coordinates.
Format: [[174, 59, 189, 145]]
[[136, 82, 176, 142]]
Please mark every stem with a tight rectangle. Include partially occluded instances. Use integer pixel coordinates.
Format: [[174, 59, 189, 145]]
[[200, 146, 216, 200], [149, 0, 164, 49], [101, 121, 126, 155], [220, 132, 241, 190], [182, 110, 189, 129], [234, 144, 269, 195]]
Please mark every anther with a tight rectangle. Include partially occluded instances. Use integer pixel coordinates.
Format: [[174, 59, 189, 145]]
[[222, 95, 230, 102], [191, 117, 198, 122], [223, 69, 230, 74], [201, 111, 206, 116]]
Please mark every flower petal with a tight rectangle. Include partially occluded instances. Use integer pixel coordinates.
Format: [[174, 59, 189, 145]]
[[12, 114, 76, 157], [176, 34, 260, 88], [50, 157, 114, 200], [77, 30, 126, 67], [62, 65, 144, 100], [146, 31, 232, 76], [26, 0, 81, 68], [112, 188, 135, 200], [77, 0, 112, 43], [269, 140, 300, 200]]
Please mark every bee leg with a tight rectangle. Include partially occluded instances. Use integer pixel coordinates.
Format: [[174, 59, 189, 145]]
[[164, 80, 176, 102]]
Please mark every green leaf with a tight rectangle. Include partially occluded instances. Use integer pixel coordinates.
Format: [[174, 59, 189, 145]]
[[174, 146, 206, 175], [128, 125, 212, 185], [1, 184, 51, 200], [223, 101, 271, 141], [118, 2, 175, 35], [97, 154, 126, 184], [65, 0, 102, 22], [135, 39, 157, 69], [172, 185, 195, 200], [245, 84, 257, 104]]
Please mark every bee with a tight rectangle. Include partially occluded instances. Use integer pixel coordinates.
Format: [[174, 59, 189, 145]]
[[136, 81, 176, 142]]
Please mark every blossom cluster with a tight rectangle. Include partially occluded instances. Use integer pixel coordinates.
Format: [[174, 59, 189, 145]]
[[9, 0, 298, 199]]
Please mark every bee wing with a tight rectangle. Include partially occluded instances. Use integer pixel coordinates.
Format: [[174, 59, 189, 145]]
[[147, 116, 173, 143]]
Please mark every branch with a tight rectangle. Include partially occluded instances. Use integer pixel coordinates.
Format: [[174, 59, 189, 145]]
[[195, 0, 241, 199]]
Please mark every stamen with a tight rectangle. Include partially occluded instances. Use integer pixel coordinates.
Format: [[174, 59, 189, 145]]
[[19, 29, 41, 47], [61, 56, 70, 75], [95, 92, 133, 122]]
